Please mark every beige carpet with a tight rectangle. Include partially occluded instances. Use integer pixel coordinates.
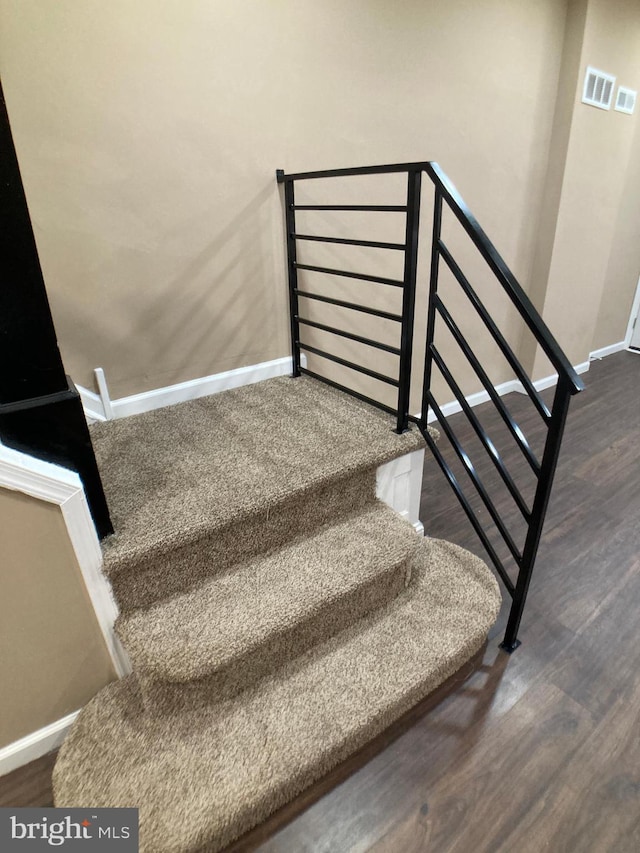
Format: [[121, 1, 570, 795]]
[[53, 375, 501, 853], [93, 376, 426, 610]]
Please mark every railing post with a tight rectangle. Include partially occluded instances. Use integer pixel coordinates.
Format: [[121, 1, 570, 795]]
[[396, 168, 422, 433], [420, 188, 443, 425], [278, 170, 301, 378], [500, 375, 573, 652]]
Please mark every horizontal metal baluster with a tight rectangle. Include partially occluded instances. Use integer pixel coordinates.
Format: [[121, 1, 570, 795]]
[[299, 342, 399, 386], [295, 289, 403, 322], [300, 368, 398, 416], [293, 234, 405, 250], [418, 423, 515, 596], [430, 345, 531, 520], [292, 204, 407, 212], [297, 318, 401, 354], [426, 391, 523, 565], [438, 240, 551, 422], [295, 262, 404, 288], [435, 295, 541, 475]]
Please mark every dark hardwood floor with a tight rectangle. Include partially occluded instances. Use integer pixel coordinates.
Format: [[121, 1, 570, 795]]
[[2, 351, 639, 852]]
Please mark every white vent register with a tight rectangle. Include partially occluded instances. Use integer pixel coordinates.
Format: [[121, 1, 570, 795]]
[[615, 87, 637, 115], [582, 66, 616, 110]]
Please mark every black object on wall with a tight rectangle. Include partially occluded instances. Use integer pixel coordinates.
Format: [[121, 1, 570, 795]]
[[0, 79, 112, 538]]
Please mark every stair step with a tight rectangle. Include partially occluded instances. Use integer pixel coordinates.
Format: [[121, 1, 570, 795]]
[[107, 468, 378, 612], [54, 538, 501, 853], [93, 376, 426, 610], [118, 502, 420, 706]]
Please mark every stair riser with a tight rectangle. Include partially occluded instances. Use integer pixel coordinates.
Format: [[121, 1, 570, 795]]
[[134, 549, 416, 714], [109, 470, 377, 612]]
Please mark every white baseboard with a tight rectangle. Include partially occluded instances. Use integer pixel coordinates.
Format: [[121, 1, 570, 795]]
[[0, 711, 79, 778], [589, 341, 626, 360], [422, 359, 591, 418], [79, 350, 602, 428], [425, 379, 520, 424], [79, 341, 630, 429], [515, 360, 590, 395], [78, 355, 305, 422], [78, 385, 107, 422]]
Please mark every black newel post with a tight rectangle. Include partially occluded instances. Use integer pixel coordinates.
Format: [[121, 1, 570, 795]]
[[0, 80, 112, 538]]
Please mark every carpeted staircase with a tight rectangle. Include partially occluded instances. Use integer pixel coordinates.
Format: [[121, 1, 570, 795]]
[[53, 375, 501, 852]]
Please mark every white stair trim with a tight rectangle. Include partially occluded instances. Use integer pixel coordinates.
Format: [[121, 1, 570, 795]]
[[377, 449, 425, 536], [0, 444, 130, 673]]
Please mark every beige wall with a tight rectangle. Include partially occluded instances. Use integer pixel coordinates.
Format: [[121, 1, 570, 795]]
[[528, 0, 640, 378], [593, 108, 640, 350], [0, 489, 116, 749], [0, 0, 569, 401], [521, 0, 588, 375]]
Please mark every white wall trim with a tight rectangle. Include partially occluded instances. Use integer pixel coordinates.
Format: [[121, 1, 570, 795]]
[[0, 442, 130, 775], [80, 351, 600, 432], [589, 341, 626, 361], [0, 446, 130, 663], [77, 385, 106, 422], [78, 355, 305, 421], [60, 490, 130, 680], [422, 359, 591, 416], [0, 444, 80, 504], [94, 367, 114, 419], [0, 711, 80, 778], [515, 360, 591, 395], [424, 378, 521, 423], [568, 359, 591, 376]]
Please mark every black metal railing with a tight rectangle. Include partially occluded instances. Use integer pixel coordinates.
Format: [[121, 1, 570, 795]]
[[277, 164, 422, 432], [277, 161, 584, 652]]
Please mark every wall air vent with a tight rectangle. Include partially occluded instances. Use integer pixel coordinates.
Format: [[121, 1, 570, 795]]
[[582, 66, 616, 110], [615, 86, 637, 115]]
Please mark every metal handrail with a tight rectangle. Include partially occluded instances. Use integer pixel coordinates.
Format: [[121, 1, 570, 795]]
[[277, 161, 584, 652]]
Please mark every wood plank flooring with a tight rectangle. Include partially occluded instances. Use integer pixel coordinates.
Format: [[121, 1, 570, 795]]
[[2, 351, 639, 852]]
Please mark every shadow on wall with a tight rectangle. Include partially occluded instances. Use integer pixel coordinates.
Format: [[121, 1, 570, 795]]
[[52, 180, 286, 399]]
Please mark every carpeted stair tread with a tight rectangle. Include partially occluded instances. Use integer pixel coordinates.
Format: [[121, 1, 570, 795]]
[[117, 502, 420, 684], [106, 469, 379, 613], [91, 376, 427, 573], [53, 538, 501, 853]]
